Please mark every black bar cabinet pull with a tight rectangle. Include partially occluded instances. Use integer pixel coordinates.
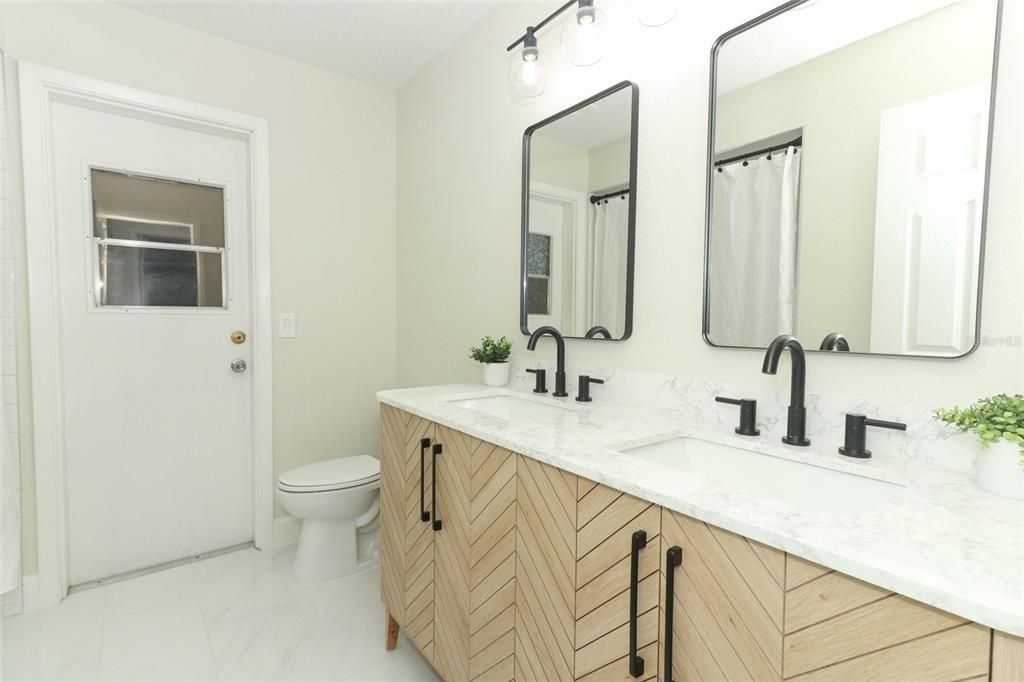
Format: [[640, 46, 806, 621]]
[[431, 443, 442, 531], [663, 546, 683, 682], [419, 438, 431, 522], [629, 530, 648, 678]]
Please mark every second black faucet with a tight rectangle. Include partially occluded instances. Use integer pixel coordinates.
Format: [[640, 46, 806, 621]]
[[526, 326, 568, 397]]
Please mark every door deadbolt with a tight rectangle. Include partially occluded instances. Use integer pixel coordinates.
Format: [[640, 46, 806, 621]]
[[231, 330, 247, 345], [230, 359, 248, 373]]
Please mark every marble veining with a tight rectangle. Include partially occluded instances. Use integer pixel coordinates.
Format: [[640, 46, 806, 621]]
[[378, 366, 1024, 637]]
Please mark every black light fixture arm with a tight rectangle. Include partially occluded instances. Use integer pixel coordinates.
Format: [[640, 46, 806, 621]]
[[506, 0, 578, 52]]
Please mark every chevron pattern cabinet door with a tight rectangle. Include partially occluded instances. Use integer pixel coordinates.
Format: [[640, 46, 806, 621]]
[[403, 413, 437, 660], [379, 405, 408, 625], [516, 455, 578, 682], [574, 480, 661, 682], [433, 426, 518, 682], [659, 509, 785, 682], [781, 555, 990, 681]]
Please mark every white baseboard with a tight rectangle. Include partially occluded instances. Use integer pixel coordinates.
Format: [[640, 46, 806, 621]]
[[273, 515, 301, 550]]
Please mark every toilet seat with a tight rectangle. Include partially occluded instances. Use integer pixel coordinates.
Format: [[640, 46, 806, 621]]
[[278, 455, 380, 494]]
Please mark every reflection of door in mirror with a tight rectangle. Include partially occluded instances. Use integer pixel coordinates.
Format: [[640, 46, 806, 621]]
[[870, 84, 988, 356], [527, 185, 581, 331]]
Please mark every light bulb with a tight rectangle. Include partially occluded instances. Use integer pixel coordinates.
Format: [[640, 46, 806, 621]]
[[561, 0, 606, 66], [509, 28, 545, 98], [633, 0, 677, 27]]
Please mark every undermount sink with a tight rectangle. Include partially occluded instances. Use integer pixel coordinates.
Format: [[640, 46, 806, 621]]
[[448, 393, 578, 421], [620, 437, 905, 515]]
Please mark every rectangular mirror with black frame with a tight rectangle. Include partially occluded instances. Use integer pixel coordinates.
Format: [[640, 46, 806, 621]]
[[704, 0, 1001, 358], [521, 81, 638, 341]]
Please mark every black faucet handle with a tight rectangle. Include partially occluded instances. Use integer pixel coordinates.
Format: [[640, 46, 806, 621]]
[[525, 368, 547, 394], [839, 413, 907, 459], [576, 375, 605, 403], [715, 396, 760, 436]]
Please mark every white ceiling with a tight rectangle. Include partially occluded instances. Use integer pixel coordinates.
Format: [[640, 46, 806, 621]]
[[717, 0, 961, 94], [536, 88, 633, 150], [120, 0, 497, 89]]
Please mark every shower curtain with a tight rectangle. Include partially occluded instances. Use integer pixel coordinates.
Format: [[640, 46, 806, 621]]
[[709, 148, 801, 346], [589, 197, 629, 336]]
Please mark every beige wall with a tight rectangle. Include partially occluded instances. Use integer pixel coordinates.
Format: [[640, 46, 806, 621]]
[[588, 136, 631, 192], [396, 1, 1021, 398], [0, 2, 398, 574], [531, 135, 589, 191], [715, 0, 995, 350]]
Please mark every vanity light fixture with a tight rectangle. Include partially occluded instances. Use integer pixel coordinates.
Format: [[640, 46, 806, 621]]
[[506, 0, 608, 94], [633, 0, 678, 27], [509, 26, 545, 98]]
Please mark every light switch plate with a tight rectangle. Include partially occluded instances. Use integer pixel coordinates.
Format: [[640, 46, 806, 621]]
[[279, 313, 296, 338]]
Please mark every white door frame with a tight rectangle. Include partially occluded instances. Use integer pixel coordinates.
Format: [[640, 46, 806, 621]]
[[18, 62, 274, 607]]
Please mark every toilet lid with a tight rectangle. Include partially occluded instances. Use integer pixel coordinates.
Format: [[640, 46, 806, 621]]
[[278, 455, 380, 490]]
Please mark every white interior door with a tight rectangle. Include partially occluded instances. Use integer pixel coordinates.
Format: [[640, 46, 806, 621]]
[[527, 193, 567, 330], [51, 99, 255, 585], [870, 83, 989, 355]]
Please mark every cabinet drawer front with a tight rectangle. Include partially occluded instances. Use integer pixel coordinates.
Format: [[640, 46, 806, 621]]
[[659, 509, 785, 682], [575, 482, 661, 681]]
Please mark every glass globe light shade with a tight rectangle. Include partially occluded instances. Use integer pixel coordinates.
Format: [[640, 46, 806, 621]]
[[509, 42, 545, 98], [560, 2, 607, 66]]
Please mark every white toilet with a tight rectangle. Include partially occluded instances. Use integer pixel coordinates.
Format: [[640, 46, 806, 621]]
[[276, 455, 381, 583]]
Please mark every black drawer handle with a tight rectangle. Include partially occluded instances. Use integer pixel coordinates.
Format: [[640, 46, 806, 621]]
[[664, 546, 683, 682], [431, 443, 442, 531], [419, 438, 431, 523], [629, 530, 648, 678]]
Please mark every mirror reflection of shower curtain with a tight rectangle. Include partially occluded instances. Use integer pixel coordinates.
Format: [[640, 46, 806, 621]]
[[588, 198, 629, 336], [710, 148, 801, 346]]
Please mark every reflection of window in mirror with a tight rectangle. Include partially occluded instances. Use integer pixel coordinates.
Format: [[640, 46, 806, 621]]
[[524, 84, 635, 340], [707, 0, 998, 357]]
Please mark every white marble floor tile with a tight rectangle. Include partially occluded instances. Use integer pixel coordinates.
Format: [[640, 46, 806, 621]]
[[0, 588, 106, 681], [206, 601, 334, 681], [99, 597, 216, 681], [2, 546, 436, 682], [104, 563, 196, 619]]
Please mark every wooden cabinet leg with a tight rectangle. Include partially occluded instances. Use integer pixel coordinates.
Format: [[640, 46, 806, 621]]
[[385, 611, 400, 651]]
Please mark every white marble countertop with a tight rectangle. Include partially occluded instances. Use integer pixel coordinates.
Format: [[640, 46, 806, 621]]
[[378, 383, 1024, 637]]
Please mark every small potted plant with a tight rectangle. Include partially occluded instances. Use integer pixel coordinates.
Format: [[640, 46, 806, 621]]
[[935, 394, 1024, 499], [469, 336, 513, 387]]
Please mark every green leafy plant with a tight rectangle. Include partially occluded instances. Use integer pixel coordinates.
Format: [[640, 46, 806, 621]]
[[934, 394, 1024, 457], [469, 336, 512, 364]]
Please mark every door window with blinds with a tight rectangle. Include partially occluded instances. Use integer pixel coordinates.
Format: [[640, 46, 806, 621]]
[[90, 169, 226, 308]]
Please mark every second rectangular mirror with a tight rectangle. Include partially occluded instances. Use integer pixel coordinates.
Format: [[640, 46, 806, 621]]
[[521, 81, 638, 340], [705, 0, 1001, 358]]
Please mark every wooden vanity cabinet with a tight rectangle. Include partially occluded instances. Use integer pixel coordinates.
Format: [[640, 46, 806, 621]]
[[380, 406, 517, 681], [380, 409, 1015, 682]]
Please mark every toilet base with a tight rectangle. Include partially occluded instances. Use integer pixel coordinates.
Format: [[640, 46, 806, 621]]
[[292, 518, 360, 583]]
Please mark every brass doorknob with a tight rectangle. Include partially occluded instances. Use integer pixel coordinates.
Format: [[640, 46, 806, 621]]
[[231, 330, 247, 344], [230, 359, 247, 373]]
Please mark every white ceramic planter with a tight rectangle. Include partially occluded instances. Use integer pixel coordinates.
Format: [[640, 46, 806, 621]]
[[975, 440, 1024, 500], [481, 362, 510, 388]]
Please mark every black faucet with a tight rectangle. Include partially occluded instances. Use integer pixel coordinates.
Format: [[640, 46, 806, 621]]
[[527, 326, 568, 397], [762, 335, 810, 446], [584, 325, 612, 339], [819, 332, 851, 351]]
